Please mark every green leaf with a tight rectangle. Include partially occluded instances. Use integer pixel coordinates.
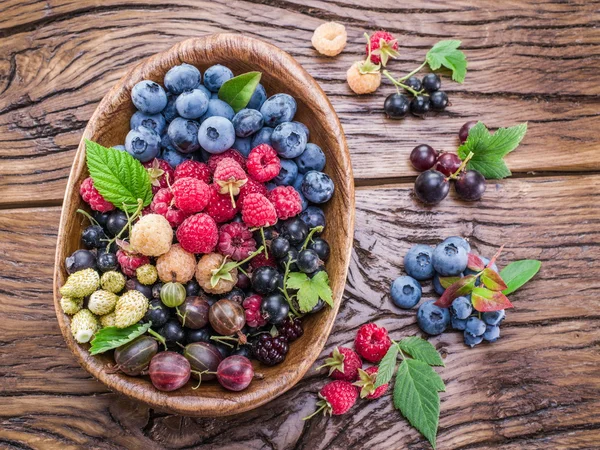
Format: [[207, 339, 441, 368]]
[[286, 271, 333, 313], [374, 343, 399, 388], [218, 72, 262, 112], [393, 359, 444, 448], [311, 271, 333, 307], [471, 287, 514, 312], [426, 40, 467, 83], [89, 322, 151, 355], [480, 268, 508, 292], [399, 337, 445, 367], [85, 140, 152, 213], [501, 260, 542, 295]]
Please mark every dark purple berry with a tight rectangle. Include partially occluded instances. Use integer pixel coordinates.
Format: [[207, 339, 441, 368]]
[[455, 170, 486, 201], [277, 317, 304, 342], [410, 144, 438, 171], [414, 170, 449, 205], [410, 95, 430, 117], [429, 91, 448, 111], [252, 334, 289, 366], [384, 93, 410, 119], [422, 73, 441, 92], [436, 153, 462, 177], [459, 121, 481, 144]]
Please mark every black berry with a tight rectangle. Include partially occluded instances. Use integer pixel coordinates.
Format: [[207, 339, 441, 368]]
[[261, 293, 290, 325], [159, 319, 186, 348], [459, 121, 481, 144], [277, 317, 304, 342], [410, 144, 438, 171], [414, 170, 450, 205], [270, 237, 290, 260], [296, 249, 320, 274], [436, 153, 462, 177], [308, 237, 330, 261], [422, 73, 441, 92], [106, 210, 129, 238], [280, 218, 308, 245], [404, 76, 422, 91], [252, 266, 279, 295], [410, 95, 430, 117], [81, 225, 107, 249], [384, 93, 410, 119], [65, 249, 97, 274], [143, 299, 170, 329], [455, 170, 486, 201], [97, 252, 118, 272], [429, 91, 448, 111]]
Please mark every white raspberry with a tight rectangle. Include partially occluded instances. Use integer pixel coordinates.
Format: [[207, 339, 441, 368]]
[[347, 61, 381, 94], [312, 22, 347, 56], [99, 312, 116, 328], [156, 243, 197, 283], [114, 290, 149, 328], [71, 309, 99, 343], [60, 297, 83, 315], [88, 290, 118, 316], [130, 214, 173, 257]]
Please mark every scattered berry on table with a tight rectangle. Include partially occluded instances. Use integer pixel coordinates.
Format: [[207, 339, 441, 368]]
[[307, 380, 359, 417], [176, 213, 218, 254], [253, 333, 289, 366], [354, 323, 392, 363], [432, 241, 468, 276], [367, 31, 399, 65], [353, 366, 389, 399], [417, 300, 450, 336], [436, 152, 462, 177], [459, 121, 481, 144], [442, 236, 471, 254], [482, 310, 506, 326], [451, 316, 467, 331], [450, 296, 473, 320], [312, 22, 347, 56], [404, 76, 422, 91], [404, 244, 435, 280], [80, 177, 114, 212], [464, 331, 483, 347], [455, 170, 486, 201], [317, 346, 362, 382], [346, 61, 381, 95], [483, 325, 500, 342], [432, 272, 446, 296], [390, 275, 422, 309], [414, 169, 449, 205], [429, 91, 449, 111], [384, 93, 410, 119], [410, 144, 438, 171], [422, 73, 442, 92], [410, 95, 431, 117]]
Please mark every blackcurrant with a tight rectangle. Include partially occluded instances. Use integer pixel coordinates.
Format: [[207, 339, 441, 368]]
[[186, 327, 213, 344], [459, 121, 481, 144], [81, 225, 107, 249], [152, 283, 163, 299], [410, 95, 430, 117], [65, 249, 97, 274], [422, 73, 441, 92], [384, 93, 410, 119], [414, 170, 450, 205], [185, 279, 200, 297], [271, 237, 291, 260], [225, 288, 245, 305], [308, 238, 330, 261], [251, 266, 279, 295], [436, 153, 462, 177], [261, 293, 290, 325], [93, 211, 111, 228], [455, 170, 486, 201], [280, 218, 308, 245], [279, 248, 298, 272], [106, 210, 129, 238], [297, 249, 321, 274], [97, 252, 118, 272], [159, 319, 186, 348], [143, 299, 170, 329], [254, 226, 276, 246], [404, 76, 422, 91], [410, 144, 438, 171], [126, 278, 153, 300], [429, 91, 449, 111]]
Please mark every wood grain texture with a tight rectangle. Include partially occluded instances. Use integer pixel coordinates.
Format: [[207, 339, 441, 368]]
[[2, 174, 600, 448], [1, 0, 600, 205]]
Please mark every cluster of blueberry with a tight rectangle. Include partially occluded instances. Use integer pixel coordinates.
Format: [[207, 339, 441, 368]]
[[390, 237, 505, 347]]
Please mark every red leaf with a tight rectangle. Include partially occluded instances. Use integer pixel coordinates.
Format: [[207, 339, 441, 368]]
[[439, 276, 461, 289], [467, 253, 485, 272], [471, 287, 514, 312], [481, 268, 508, 291], [434, 275, 476, 308]]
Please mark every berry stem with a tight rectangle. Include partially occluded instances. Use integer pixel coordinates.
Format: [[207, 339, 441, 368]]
[[382, 70, 421, 97], [279, 257, 301, 317], [229, 189, 236, 209], [301, 226, 324, 251], [447, 151, 474, 180], [104, 199, 144, 250], [302, 403, 327, 421], [76, 209, 100, 226], [210, 336, 235, 348], [147, 328, 167, 351], [260, 227, 269, 259], [398, 61, 428, 82]]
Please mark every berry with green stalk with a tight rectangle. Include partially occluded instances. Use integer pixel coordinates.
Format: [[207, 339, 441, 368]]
[[346, 33, 382, 95]]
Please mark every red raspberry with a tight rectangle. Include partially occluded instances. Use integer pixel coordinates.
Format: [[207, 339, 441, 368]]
[[208, 149, 246, 173], [241, 193, 277, 228], [174, 160, 211, 184], [213, 158, 248, 206], [150, 188, 189, 228], [353, 366, 389, 400], [80, 177, 114, 212], [238, 177, 267, 208], [218, 222, 256, 261], [144, 158, 174, 194], [367, 31, 399, 65], [171, 177, 211, 214], [305, 381, 358, 419], [268, 186, 302, 220], [116, 249, 149, 277], [243, 294, 267, 328], [249, 252, 277, 270], [317, 346, 363, 382], [354, 323, 392, 363], [176, 213, 218, 254], [205, 184, 239, 223], [247, 144, 281, 182]]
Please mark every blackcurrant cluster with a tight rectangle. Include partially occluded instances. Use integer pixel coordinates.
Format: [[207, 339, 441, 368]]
[[384, 74, 449, 119]]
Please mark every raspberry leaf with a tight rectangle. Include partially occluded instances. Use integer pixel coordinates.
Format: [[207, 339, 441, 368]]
[[467, 253, 485, 271], [89, 321, 152, 355], [434, 275, 476, 308], [286, 271, 333, 313], [426, 40, 467, 83], [480, 268, 508, 291], [500, 260, 542, 295], [471, 287, 514, 312], [398, 337, 445, 367], [85, 140, 152, 213], [218, 72, 262, 113], [374, 343, 399, 388]]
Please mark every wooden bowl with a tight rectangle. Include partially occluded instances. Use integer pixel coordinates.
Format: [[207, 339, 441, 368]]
[[53, 33, 355, 416]]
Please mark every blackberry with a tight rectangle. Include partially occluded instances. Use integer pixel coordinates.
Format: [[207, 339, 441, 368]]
[[277, 317, 304, 342], [253, 333, 289, 366]]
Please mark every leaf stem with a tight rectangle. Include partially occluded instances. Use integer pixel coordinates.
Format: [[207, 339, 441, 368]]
[[76, 209, 100, 226], [279, 257, 301, 317], [398, 61, 428, 82], [487, 244, 505, 268], [382, 70, 421, 97], [447, 151, 474, 180], [147, 328, 167, 351]]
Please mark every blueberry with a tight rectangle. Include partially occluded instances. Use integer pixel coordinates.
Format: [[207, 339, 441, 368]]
[[81, 225, 107, 249], [198, 116, 235, 154], [130, 111, 166, 135], [247, 83, 267, 110], [125, 126, 161, 162], [297, 189, 309, 211], [210, 92, 219, 99], [292, 173, 304, 192], [260, 94, 297, 127], [294, 143, 325, 174], [465, 317, 486, 336], [175, 89, 209, 119], [451, 316, 467, 331], [167, 118, 200, 153], [231, 136, 253, 157], [232, 109, 264, 137], [390, 275, 422, 309], [417, 300, 450, 336], [482, 310, 505, 326], [199, 99, 235, 122], [480, 257, 499, 273], [442, 236, 471, 254], [308, 237, 330, 261], [160, 147, 192, 167], [265, 182, 277, 191], [164, 63, 201, 94], [111, 145, 126, 151], [106, 210, 129, 237], [294, 121, 310, 140], [131, 80, 168, 114], [432, 242, 468, 276], [301, 170, 334, 204], [203, 65, 233, 92], [300, 206, 326, 230], [163, 93, 178, 122], [251, 127, 274, 147], [65, 249, 97, 274], [274, 159, 298, 186], [432, 273, 445, 295], [271, 122, 307, 158], [404, 244, 434, 280], [97, 252, 118, 273], [464, 331, 483, 347], [483, 325, 500, 342], [450, 296, 472, 319]]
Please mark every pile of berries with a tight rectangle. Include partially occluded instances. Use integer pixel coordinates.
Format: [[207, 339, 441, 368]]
[[389, 236, 505, 348], [305, 323, 392, 419], [412, 121, 486, 204], [61, 62, 336, 394]]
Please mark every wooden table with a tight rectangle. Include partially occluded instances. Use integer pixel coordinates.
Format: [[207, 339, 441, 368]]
[[1, 1, 599, 448]]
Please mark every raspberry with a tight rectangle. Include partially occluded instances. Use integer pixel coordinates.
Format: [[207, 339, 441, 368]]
[[60, 297, 83, 315], [136, 264, 158, 285], [277, 317, 304, 342], [114, 290, 148, 328], [144, 158, 174, 194], [171, 177, 211, 214], [252, 333, 289, 366], [174, 160, 211, 184], [249, 252, 277, 270], [247, 144, 281, 182], [156, 243, 196, 283], [70, 309, 99, 343], [354, 323, 392, 363], [116, 249, 150, 277], [268, 186, 302, 220], [88, 290, 118, 315], [347, 61, 381, 95], [218, 222, 256, 261], [367, 31, 399, 65], [176, 213, 218, 254], [207, 149, 246, 173], [60, 268, 100, 298], [195, 253, 238, 294], [80, 177, 114, 212], [312, 22, 347, 56], [130, 213, 173, 256], [241, 193, 277, 228], [305, 381, 358, 418], [317, 346, 363, 382], [214, 158, 248, 206], [205, 184, 239, 223], [237, 177, 267, 208], [151, 188, 189, 228], [243, 294, 267, 328], [353, 366, 389, 400]]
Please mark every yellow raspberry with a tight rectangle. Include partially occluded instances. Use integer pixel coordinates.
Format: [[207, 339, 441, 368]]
[[136, 264, 158, 285], [88, 290, 119, 315], [70, 309, 99, 343], [312, 22, 347, 56], [130, 214, 173, 257], [347, 61, 381, 94], [60, 297, 83, 315], [196, 253, 237, 295], [99, 312, 116, 328], [156, 243, 196, 283], [114, 290, 149, 328]]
